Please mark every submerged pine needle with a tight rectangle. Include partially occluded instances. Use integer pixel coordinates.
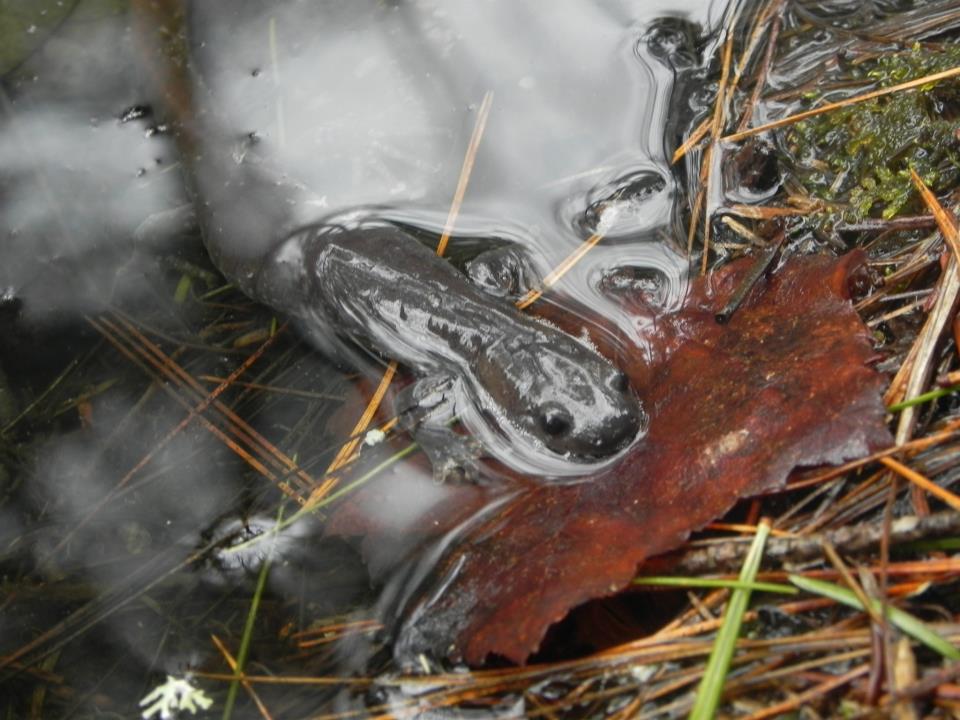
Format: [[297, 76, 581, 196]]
[[211, 635, 274, 720], [312, 92, 494, 503]]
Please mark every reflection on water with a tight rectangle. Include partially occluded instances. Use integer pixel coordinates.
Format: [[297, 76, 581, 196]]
[[187, 0, 682, 236], [0, 0, 703, 322], [1, 0, 726, 715]]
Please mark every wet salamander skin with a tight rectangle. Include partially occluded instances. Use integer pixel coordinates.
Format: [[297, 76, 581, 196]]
[[136, 0, 640, 463], [252, 224, 642, 459]]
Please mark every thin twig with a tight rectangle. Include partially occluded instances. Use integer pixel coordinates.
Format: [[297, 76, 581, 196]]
[[701, 31, 736, 275], [894, 176, 960, 514], [715, 229, 785, 323], [881, 457, 960, 512], [734, 1, 785, 134], [211, 635, 275, 720], [311, 92, 494, 505], [671, 511, 960, 575]]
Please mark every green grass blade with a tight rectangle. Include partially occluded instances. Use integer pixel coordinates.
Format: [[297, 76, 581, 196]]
[[887, 384, 960, 412], [789, 574, 960, 660], [689, 521, 772, 720], [222, 506, 285, 720], [899, 537, 960, 553], [633, 576, 796, 595]]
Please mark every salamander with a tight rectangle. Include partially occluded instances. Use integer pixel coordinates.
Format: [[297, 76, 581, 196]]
[[260, 223, 642, 474], [134, 0, 643, 479]]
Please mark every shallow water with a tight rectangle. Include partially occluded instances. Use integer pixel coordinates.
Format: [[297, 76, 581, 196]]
[[161, 0, 704, 478], [0, 0, 734, 716]]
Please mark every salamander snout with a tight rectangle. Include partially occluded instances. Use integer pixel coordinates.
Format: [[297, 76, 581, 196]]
[[476, 333, 644, 462], [526, 359, 643, 459], [536, 387, 641, 457], [565, 379, 643, 458]]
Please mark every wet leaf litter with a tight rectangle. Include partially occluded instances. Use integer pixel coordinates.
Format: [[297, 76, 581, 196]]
[[328, 250, 892, 664]]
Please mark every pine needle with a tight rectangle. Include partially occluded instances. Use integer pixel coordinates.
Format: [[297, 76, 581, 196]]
[[515, 232, 604, 310], [313, 92, 494, 504], [880, 456, 960, 513], [789, 574, 960, 660], [723, 64, 960, 144]]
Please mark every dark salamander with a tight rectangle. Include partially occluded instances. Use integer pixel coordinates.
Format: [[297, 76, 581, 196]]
[[258, 224, 642, 472], [134, 0, 642, 479]]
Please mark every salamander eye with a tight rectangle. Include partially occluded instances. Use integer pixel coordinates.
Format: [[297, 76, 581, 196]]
[[608, 370, 629, 393], [539, 404, 573, 437]]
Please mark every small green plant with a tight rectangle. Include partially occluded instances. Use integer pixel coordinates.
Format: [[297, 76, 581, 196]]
[[788, 43, 960, 220]]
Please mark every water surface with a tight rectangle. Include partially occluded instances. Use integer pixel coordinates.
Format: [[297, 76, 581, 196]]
[[0, 0, 729, 715]]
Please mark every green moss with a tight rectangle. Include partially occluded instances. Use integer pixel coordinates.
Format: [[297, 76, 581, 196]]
[[788, 43, 960, 220]]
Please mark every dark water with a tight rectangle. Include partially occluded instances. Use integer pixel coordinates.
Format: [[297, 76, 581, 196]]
[[0, 0, 736, 716]]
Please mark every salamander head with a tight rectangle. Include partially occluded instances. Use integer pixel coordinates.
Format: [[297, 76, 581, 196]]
[[475, 329, 643, 459]]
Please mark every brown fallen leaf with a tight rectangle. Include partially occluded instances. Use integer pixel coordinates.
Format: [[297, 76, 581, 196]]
[[326, 251, 892, 665]]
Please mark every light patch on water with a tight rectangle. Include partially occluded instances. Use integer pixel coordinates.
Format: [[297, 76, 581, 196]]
[[0, 11, 185, 321]]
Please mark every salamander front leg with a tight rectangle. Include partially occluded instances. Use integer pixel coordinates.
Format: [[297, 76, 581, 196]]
[[394, 375, 484, 483]]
